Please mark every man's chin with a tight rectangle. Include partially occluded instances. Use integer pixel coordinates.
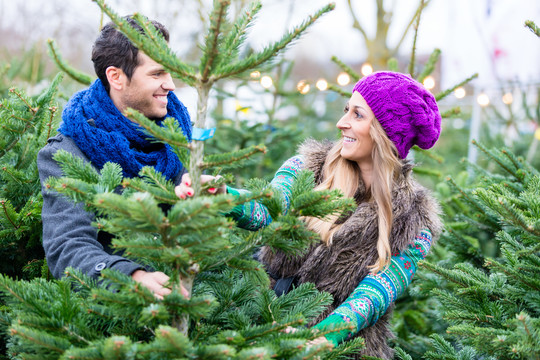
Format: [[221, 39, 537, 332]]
[[146, 111, 168, 121]]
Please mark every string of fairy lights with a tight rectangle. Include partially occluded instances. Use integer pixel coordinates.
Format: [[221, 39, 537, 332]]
[[248, 64, 539, 141], [248, 62, 526, 108]]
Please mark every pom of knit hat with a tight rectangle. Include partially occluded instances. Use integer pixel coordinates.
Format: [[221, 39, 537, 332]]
[[353, 71, 441, 159]]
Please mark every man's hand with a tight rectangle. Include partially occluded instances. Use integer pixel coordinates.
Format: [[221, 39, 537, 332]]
[[175, 173, 226, 199], [131, 270, 188, 300]]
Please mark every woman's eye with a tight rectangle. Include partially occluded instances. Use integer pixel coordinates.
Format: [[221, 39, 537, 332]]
[[355, 111, 363, 118]]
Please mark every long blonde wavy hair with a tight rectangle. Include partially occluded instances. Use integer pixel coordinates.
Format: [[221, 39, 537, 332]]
[[303, 119, 402, 272]]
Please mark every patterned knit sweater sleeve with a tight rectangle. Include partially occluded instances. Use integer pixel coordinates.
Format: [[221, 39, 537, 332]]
[[226, 156, 434, 348], [312, 229, 433, 347], [225, 155, 305, 230]]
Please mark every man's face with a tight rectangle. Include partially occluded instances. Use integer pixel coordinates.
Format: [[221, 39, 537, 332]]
[[117, 52, 175, 120]]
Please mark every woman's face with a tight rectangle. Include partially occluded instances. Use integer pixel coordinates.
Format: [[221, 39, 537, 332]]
[[336, 91, 375, 166]]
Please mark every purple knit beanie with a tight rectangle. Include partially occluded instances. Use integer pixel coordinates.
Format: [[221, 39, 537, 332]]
[[353, 71, 441, 159]]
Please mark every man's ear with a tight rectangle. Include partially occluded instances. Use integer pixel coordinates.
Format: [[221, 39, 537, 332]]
[[105, 66, 125, 91]]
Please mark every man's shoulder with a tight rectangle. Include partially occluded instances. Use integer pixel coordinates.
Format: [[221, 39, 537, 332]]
[[39, 133, 85, 158], [37, 132, 92, 170]]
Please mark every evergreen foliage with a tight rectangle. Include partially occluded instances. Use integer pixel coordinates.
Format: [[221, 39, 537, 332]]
[[418, 143, 540, 359], [0, 72, 63, 279]]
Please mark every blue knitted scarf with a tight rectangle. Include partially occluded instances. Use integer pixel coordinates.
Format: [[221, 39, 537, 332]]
[[59, 79, 191, 180]]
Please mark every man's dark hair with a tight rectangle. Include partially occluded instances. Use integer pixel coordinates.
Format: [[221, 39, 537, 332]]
[[91, 16, 169, 93]]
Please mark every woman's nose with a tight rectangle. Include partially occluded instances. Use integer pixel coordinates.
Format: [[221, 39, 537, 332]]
[[336, 115, 350, 129]]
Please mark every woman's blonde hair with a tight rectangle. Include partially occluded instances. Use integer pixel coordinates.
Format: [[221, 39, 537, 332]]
[[304, 119, 402, 272]]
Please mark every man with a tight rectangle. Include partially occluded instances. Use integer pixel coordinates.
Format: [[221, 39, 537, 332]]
[[38, 16, 191, 298]]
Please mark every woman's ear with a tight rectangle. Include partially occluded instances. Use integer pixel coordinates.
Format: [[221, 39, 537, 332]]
[[105, 66, 125, 91]]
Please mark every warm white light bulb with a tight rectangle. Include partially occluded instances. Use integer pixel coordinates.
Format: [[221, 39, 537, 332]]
[[423, 76, 435, 90], [477, 93, 490, 107], [454, 87, 466, 99], [300, 84, 310, 94], [296, 80, 310, 94], [502, 92, 513, 105], [260, 75, 273, 89], [361, 63, 373, 76], [316, 79, 328, 91], [250, 71, 261, 79], [337, 72, 350, 86]]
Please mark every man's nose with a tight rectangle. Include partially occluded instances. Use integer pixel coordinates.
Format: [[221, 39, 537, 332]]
[[162, 73, 175, 91]]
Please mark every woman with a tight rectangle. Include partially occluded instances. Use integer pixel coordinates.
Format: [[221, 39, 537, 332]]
[[176, 71, 443, 359]]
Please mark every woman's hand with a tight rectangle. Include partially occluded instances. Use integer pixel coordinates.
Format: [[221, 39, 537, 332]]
[[283, 327, 333, 353], [175, 173, 226, 199], [307, 336, 333, 348]]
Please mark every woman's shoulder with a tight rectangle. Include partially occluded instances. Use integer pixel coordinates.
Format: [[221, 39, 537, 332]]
[[296, 139, 335, 179], [297, 138, 334, 159]]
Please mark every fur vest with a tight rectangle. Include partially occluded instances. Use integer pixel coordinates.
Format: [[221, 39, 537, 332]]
[[258, 140, 443, 359]]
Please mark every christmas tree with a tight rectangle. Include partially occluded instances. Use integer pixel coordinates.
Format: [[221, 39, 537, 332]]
[[414, 142, 540, 359], [0, 72, 63, 279], [0, 1, 368, 358]]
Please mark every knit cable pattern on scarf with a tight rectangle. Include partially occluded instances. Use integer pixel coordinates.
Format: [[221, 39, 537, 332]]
[[59, 79, 191, 180]]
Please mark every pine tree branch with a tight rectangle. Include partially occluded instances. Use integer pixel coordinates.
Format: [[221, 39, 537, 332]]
[[485, 258, 540, 291], [45, 105, 58, 144], [0, 200, 19, 230], [10, 88, 36, 114], [331, 56, 360, 80], [412, 146, 444, 163], [0, 97, 36, 160], [218, 1, 262, 65], [200, 145, 266, 170], [435, 73, 478, 101], [471, 140, 518, 179], [200, 0, 230, 83], [131, 13, 164, 48], [47, 39, 93, 85], [124, 108, 191, 150], [9, 326, 67, 354], [441, 107, 461, 119], [500, 148, 524, 177], [445, 176, 487, 216], [92, 0, 198, 85], [213, 3, 335, 80], [525, 20, 540, 37], [242, 318, 306, 341], [417, 48, 440, 83], [419, 261, 474, 288], [121, 180, 176, 205], [328, 84, 352, 99], [408, 0, 424, 78], [393, 0, 431, 57]]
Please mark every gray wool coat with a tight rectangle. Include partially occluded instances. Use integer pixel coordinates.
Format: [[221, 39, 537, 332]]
[[37, 125, 184, 279], [258, 140, 443, 359]]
